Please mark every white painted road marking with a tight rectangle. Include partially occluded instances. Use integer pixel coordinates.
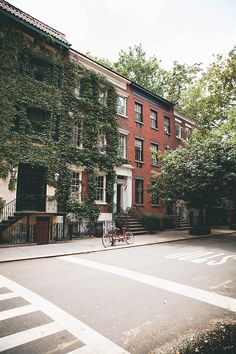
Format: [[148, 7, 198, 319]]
[[0, 292, 19, 301], [0, 322, 63, 351], [0, 275, 130, 354], [60, 256, 236, 313], [166, 250, 236, 265], [0, 304, 37, 321]]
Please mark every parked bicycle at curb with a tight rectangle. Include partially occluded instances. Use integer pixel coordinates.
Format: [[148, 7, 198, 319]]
[[102, 227, 134, 248]]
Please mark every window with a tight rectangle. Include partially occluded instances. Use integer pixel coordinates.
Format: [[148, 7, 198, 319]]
[[151, 181, 159, 205], [18, 54, 25, 76], [185, 127, 191, 140], [118, 134, 127, 158], [135, 138, 143, 162], [150, 110, 158, 129], [98, 134, 107, 153], [70, 172, 82, 201], [72, 123, 81, 146], [31, 57, 52, 82], [117, 96, 126, 116], [135, 103, 143, 123], [151, 143, 158, 166], [164, 116, 171, 134], [95, 175, 106, 203], [27, 108, 48, 133], [99, 87, 107, 104], [175, 123, 181, 139], [57, 67, 63, 89], [74, 79, 81, 98], [135, 179, 144, 204]]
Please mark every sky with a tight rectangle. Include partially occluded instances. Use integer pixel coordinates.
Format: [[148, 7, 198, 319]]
[[7, 0, 236, 69]]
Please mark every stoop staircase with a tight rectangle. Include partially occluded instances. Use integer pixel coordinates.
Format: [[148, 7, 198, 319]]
[[0, 199, 26, 233], [114, 213, 148, 235], [171, 215, 191, 230]]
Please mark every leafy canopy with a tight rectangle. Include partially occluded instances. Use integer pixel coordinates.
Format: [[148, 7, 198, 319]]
[[153, 135, 236, 209]]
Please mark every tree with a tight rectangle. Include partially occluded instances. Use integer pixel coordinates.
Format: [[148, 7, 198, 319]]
[[166, 61, 202, 104], [153, 135, 236, 233], [180, 46, 236, 130], [113, 44, 169, 97]]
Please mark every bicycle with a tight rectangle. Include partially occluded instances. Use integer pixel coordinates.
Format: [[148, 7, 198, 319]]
[[102, 227, 134, 248]]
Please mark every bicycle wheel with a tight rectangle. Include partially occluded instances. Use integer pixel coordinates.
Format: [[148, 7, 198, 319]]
[[102, 233, 112, 248], [125, 231, 134, 244]]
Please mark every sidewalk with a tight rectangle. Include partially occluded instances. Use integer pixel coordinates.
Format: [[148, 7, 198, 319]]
[[0, 227, 235, 263]]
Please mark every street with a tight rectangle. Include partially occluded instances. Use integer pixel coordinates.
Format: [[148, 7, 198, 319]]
[[0, 234, 236, 353]]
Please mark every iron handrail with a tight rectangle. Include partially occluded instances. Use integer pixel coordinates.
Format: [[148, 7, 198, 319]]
[[0, 199, 16, 222]]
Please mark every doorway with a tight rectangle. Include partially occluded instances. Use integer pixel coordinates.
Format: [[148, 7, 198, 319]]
[[35, 217, 50, 244], [16, 163, 46, 211]]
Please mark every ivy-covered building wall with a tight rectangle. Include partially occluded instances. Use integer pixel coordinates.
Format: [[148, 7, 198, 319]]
[[0, 12, 120, 237]]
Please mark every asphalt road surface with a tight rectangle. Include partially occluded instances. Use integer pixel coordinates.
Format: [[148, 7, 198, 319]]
[[0, 234, 236, 353]]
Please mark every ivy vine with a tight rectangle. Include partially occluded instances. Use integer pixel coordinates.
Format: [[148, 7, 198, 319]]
[[0, 19, 122, 222]]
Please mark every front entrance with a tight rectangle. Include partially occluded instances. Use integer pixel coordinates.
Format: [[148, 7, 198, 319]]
[[35, 217, 50, 244], [16, 163, 46, 211]]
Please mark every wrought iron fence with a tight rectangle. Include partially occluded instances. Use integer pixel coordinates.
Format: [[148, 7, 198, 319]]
[[0, 224, 35, 245]]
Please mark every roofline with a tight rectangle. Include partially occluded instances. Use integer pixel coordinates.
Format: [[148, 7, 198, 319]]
[[0, 6, 71, 49], [70, 48, 131, 84], [174, 107, 195, 125], [131, 81, 174, 108]]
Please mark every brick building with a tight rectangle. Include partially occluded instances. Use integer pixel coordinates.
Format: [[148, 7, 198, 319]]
[[0, 0, 195, 244]]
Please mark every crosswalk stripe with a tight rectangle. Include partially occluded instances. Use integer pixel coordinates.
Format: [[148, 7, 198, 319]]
[[0, 275, 130, 354], [0, 304, 38, 321], [60, 256, 236, 313], [0, 321, 63, 351], [0, 292, 18, 301]]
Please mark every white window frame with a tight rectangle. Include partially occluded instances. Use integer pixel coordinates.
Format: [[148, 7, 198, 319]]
[[117, 96, 127, 116], [70, 171, 82, 202], [118, 133, 127, 159], [95, 175, 106, 204]]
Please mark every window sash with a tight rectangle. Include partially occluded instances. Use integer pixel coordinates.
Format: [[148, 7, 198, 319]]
[[95, 176, 106, 202], [72, 124, 80, 146], [150, 110, 158, 128], [164, 116, 171, 134], [135, 179, 144, 204], [70, 172, 81, 200], [135, 103, 143, 123], [175, 123, 181, 138], [151, 181, 159, 205], [151, 144, 158, 166], [118, 134, 127, 158], [117, 96, 126, 115], [135, 139, 143, 161]]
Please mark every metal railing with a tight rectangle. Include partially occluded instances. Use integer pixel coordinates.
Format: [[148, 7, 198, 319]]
[[0, 199, 16, 222], [0, 223, 35, 245]]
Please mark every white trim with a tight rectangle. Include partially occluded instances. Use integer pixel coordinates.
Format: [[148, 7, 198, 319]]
[[185, 123, 192, 128], [118, 128, 129, 135], [175, 118, 182, 124]]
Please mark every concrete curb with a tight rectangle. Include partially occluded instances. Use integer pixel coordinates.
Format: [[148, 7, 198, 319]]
[[0, 231, 235, 264]]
